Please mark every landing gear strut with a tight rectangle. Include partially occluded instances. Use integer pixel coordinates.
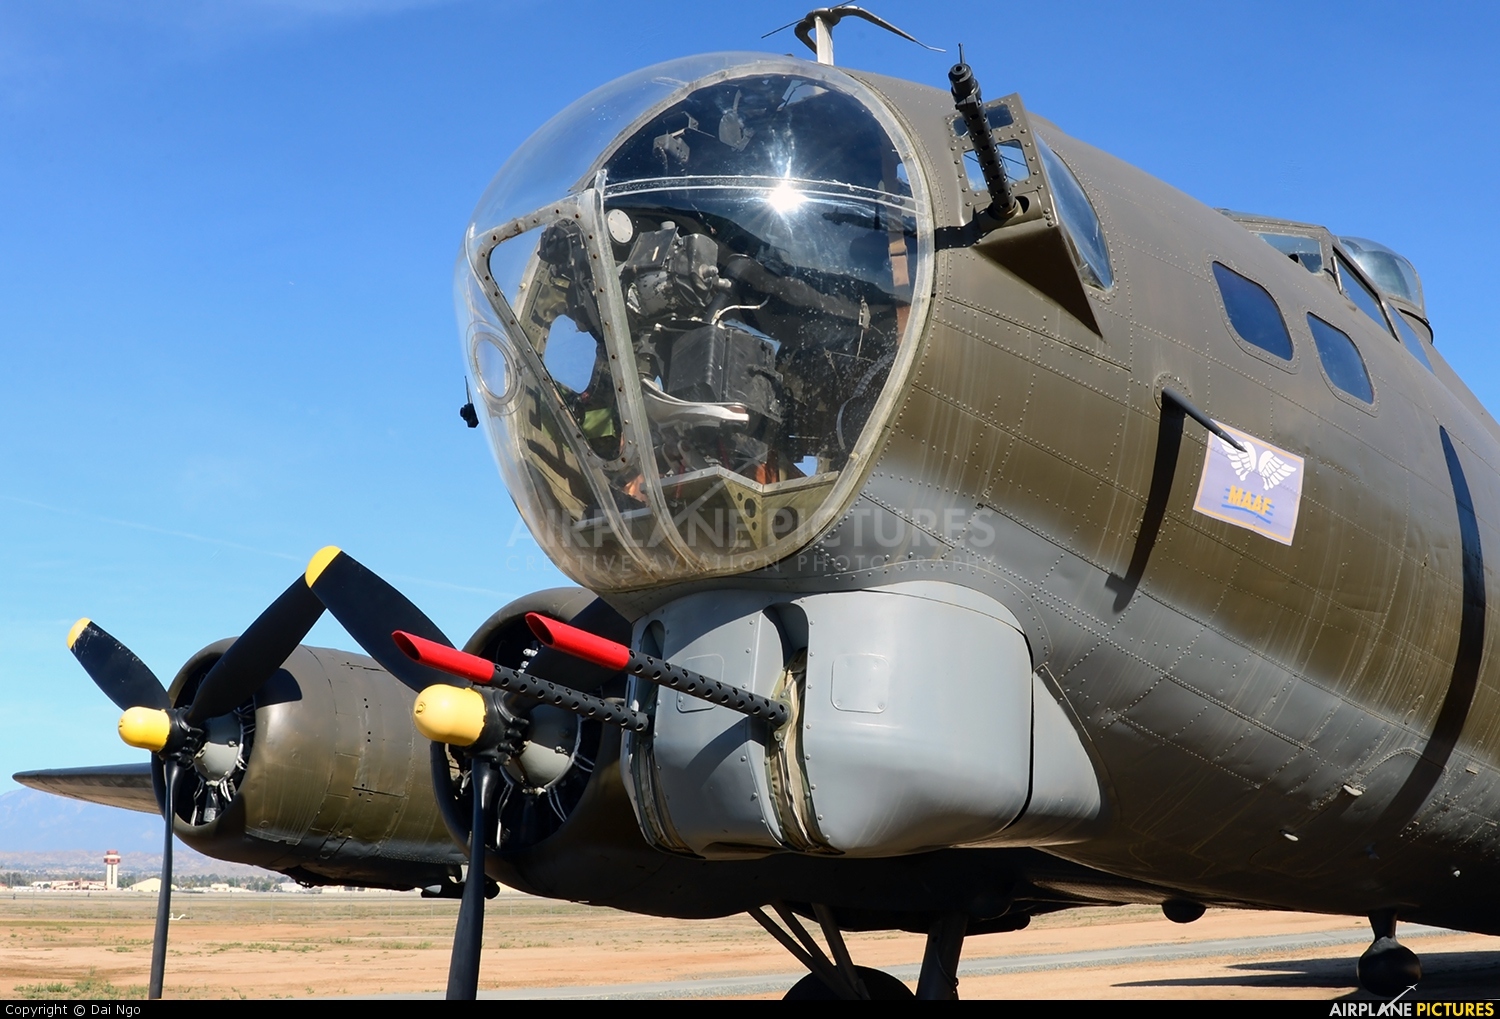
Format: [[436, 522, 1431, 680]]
[[752, 902, 914, 1000], [754, 903, 973, 1000], [1357, 909, 1421, 997], [916, 912, 968, 1000]]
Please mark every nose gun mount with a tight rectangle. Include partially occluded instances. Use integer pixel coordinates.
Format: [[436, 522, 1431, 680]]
[[949, 56, 1018, 230]]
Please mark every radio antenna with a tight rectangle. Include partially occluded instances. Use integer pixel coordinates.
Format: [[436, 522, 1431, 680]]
[[764, 5, 944, 66]]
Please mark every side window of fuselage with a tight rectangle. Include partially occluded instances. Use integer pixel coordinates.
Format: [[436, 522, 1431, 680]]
[[1308, 314, 1374, 403], [1035, 136, 1113, 290], [1212, 262, 1294, 360]]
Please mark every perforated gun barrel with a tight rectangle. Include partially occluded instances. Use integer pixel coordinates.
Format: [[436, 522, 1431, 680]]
[[525, 614, 790, 727]]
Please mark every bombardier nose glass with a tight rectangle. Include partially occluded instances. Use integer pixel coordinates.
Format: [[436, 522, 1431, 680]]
[[470, 195, 671, 589], [462, 58, 932, 590]]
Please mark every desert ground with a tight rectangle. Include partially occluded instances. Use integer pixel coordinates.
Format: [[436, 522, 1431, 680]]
[[4, 888, 1500, 1000]]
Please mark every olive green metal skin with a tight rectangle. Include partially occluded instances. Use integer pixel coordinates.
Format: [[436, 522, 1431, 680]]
[[586, 70, 1500, 932], [161, 641, 462, 889]]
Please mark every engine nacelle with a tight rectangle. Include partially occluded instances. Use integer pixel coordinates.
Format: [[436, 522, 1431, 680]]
[[158, 641, 464, 889]]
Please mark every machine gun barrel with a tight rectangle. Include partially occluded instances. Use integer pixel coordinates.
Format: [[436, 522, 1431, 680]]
[[949, 59, 1017, 225], [525, 614, 790, 727], [392, 631, 648, 732]]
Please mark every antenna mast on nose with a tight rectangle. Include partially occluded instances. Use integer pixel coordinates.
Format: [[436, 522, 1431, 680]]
[[763, 5, 944, 66]]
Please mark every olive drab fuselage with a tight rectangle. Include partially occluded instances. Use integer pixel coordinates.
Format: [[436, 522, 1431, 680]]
[[463, 57, 1500, 931], [29, 50, 1500, 936]]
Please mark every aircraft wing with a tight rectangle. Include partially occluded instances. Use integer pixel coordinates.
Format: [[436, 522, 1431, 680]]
[[13, 763, 159, 814]]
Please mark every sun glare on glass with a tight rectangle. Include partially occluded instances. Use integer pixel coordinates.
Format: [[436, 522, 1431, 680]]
[[766, 182, 806, 214]]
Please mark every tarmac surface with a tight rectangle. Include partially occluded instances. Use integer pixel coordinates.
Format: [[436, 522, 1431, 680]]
[[4, 889, 1500, 999]]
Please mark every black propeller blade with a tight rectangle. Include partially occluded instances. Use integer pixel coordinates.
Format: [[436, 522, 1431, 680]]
[[301, 547, 522, 1000], [66, 620, 170, 711], [448, 755, 500, 999], [303, 546, 462, 692], [67, 575, 327, 999], [151, 759, 180, 1000], [186, 577, 324, 726]]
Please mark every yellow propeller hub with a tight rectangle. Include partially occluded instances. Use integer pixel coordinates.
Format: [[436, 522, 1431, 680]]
[[412, 685, 487, 746], [118, 707, 172, 752]]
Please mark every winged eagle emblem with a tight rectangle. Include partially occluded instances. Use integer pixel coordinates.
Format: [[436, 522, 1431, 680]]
[[1219, 435, 1297, 491]]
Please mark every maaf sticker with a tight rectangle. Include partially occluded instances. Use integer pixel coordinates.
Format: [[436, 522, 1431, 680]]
[[1192, 423, 1304, 545]]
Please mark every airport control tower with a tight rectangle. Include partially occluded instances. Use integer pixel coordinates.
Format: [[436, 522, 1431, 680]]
[[104, 850, 120, 891]]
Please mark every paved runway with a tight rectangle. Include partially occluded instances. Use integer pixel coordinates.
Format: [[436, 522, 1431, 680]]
[[440, 924, 1500, 999]]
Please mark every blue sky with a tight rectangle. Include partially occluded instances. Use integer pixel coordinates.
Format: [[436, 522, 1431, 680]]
[[2, 0, 1498, 793]]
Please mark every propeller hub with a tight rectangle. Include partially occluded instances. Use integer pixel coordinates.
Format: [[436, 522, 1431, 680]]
[[414, 685, 488, 746], [118, 707, 173, 752]]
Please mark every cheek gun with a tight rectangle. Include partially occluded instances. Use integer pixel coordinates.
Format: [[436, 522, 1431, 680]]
[[525, 613, 791, 728]]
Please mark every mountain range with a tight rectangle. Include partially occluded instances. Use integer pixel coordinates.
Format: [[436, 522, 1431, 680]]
[[0, 787, 267, 877]]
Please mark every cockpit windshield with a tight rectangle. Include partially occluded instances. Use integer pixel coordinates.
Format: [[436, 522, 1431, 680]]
[[458, 56, 931, 590], [1338, 236, 1424, 313]]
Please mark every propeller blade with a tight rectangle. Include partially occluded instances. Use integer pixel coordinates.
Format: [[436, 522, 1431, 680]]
[[185, 577, 325, 726], [447, 756, 499, 1000], [148, 758, 180, 1000], [67, 619, 170, 712], [303, 546, 460, 692]]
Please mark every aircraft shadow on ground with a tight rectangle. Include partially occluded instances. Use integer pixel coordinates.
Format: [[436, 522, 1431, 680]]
[[1117, 951, 1500, 998]]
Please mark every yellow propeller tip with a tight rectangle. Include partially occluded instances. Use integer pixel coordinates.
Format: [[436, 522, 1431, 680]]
[[66, 618, 92, 650], [305, 546, 343, 586]]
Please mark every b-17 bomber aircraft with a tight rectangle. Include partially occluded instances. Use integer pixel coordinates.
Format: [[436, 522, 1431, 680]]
[[19, 8, 1499, 1001]]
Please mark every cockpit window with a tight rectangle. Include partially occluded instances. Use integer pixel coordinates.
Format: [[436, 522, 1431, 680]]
[[1035, 135, 1112, 289], [1390, 308, 1433, 372], [1339, 236, 1424, 311], [1397, 309, 1433, 346], [1212, 262, 1293, 359], [1254, 232, 1324, 275], [1334, 255, 1394, 337], [459, 56, 932, 590], [1308, 314, 1374, 403]]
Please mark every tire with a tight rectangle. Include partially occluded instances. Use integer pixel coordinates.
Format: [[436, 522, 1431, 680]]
[[783, 966, 915, 1000]]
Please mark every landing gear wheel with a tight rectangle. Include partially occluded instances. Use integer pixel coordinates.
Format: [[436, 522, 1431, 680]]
[[1358, 937, 1421, 997], [783, 966, 915, 1000]]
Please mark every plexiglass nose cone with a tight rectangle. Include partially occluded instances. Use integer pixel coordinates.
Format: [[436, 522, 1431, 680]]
[[458, 55, 932, 590]]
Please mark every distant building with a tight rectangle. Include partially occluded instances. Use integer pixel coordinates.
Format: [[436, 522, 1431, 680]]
[[30, 879, 106, 892], [104, 850, 121, 891], [129, 877, 175, 894]]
